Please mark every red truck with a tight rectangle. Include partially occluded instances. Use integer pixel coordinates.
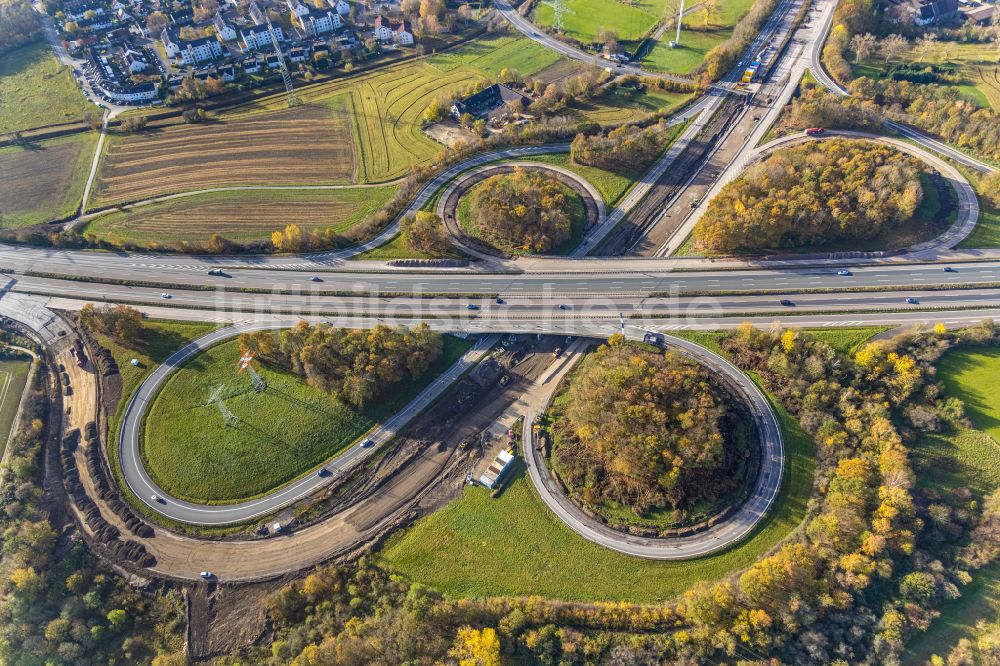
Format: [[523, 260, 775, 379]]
[[805, 127, 825, 137]]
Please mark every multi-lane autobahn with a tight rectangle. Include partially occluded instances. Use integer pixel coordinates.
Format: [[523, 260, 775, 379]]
[[4, 0, 1000, 568]]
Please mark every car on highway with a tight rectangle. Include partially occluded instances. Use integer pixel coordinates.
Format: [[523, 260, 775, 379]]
[[207, 269, 224, 276], [311, 276, 323, 282], [558, 304, 570, 310], [943, 266, 956, 272], [805, 127, 825, 136], [495, 297, 505, 304], [151, 494, 162, 504], [837, 269, 852, 276], [318, 467, 331, 477], [906, 297, 919, 304], [466, 303, 479, 310], [360, 438, 374, 448], [160, 293, 171, 299], [780, 299, 794, 306], [199, 571, 214, 580]]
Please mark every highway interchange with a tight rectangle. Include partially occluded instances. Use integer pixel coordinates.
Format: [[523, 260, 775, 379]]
[[4, 0, 1000, 571]]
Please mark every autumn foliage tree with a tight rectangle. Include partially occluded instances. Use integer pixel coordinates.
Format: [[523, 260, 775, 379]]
[[239, 322, 442, 407], [401, 211, 452, 256], [693, 139, 923, 252], [555, 339, 737, 517], [466, 168, 574, 253], [79, 303, 144, 342], [570, 122, 663, 172]]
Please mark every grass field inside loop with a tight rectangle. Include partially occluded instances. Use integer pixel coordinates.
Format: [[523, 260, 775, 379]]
[[141, 335, 471, 504]]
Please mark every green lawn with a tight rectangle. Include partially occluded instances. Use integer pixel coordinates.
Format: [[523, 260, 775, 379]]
[[642, 28, 732, 75], [570, 87, 693, 125], [904, 345, 1000, 663], [141, 334, 472, 504], [0, 41, 98, 134], [380, 335, 815, 603], [428, 33, 562, 78], [354, 232, 464, 260], [80, 186, 398, 244], [0, 133, 98, 229], [532, 0, 662, 44], [0, 352, 32, 448]]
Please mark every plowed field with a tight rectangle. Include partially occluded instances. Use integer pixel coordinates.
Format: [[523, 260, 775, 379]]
[[91, 100, 356, 208]]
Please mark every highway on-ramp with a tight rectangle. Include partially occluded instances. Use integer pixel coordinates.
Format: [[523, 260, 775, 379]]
[[117, 322, 497, 525]]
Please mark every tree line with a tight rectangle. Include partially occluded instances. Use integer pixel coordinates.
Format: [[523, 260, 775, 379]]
[[554, 339, 737, 521], [693, 138, 924, 252], [238, 321, 442, 408], [466, 168, 575, 253]]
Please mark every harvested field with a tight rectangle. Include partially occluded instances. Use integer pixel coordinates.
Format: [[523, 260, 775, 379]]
[[971, 65, 1000, 111], [81, 185, 397, 243], [91, 99, 356, 208], [0, 133, 98, 228]]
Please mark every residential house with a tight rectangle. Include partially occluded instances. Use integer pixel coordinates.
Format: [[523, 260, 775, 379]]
[[328, 0, 350, 14], [286, 0, 311, 18], [288, 45, 307, 62], [297, 7, 342, 35], [241, 23, 285, 50], [218, 63, 236, 80], [86, 47, 160, 101], [242, 55, 262, 72], [962, 3, 995, 24], [373, 15, 412, 44], [451, 83, 532, 120], [121, 46, 149, 72], [264, 52, 282, 67], [213, 13, 238, 40]]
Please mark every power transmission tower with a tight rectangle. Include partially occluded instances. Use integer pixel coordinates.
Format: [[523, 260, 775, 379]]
[[208, 385, 238, 428], [543, 0, 573, 32], [251, 2, 299, 106], [239, 351, 267, 393]]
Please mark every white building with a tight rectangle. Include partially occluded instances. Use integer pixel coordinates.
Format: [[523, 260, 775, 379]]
[[328, 0, 350, 14], [241, 24, 285, 51], [298, 7, 342, 35], [373, 15, 412, 44], [121, 47, 149, 72], [178, 36, 224, 64], [213, 13, 238, 41]]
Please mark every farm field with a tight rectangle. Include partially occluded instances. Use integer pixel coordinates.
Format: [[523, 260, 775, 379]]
[[0, 41, 98, 135], [905, 345, 1000, 663], [91, 98, 357, 208], [81, 185, 397, 244], [381, 335, 815, 603], [0, 353, 32, 451], [428, 33, 562, 78], [142, 334, 471, 504], [0, 133, 98, 229]]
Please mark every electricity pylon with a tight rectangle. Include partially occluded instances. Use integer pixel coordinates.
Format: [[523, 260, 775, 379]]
[[239, 351, 267, 393], [251, 2, 299, 106], [208, 385, 238, 428], [543, 0, 573, 32]]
